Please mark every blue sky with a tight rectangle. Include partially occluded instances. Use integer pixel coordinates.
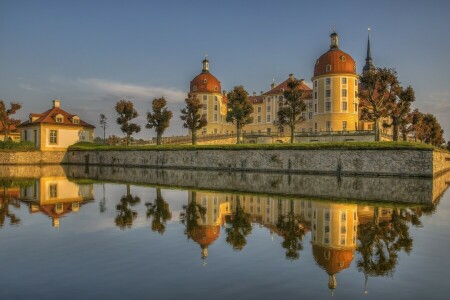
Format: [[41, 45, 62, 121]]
[[1, 0, 449, 140]]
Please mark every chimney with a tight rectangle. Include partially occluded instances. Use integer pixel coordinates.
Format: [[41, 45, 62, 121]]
[[53, 99, 60, 108], [253, 92, 256, 96], [289, 73, 294, 80], [260, 91, 264, 95], [271, 82, 275, 89]]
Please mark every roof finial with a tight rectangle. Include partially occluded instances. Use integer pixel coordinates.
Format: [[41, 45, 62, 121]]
[[332, 24, 336, 33]]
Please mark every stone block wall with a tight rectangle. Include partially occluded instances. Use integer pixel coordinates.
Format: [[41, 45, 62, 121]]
[[65, 148, 435, 177], [0, 151, 66, 165]]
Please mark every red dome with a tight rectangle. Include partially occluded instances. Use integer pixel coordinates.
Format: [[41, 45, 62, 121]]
[[189, 225, 220, 246], [314, 49, 356, 77], [190, 72, 222, 93]]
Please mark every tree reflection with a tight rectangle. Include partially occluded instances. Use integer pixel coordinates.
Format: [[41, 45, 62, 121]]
[[145, 188, 172, 234], [357, 206, 421, 279], [182, 191, 206, 237], [0, 180, 22, 227], [225, 195, 252, 251], [115, 184, 140, 230], [276, 200, 305, 260]]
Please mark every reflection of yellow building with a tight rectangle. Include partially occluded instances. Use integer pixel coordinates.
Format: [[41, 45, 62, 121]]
[[20, 176, 93, 227], [311, 202, 358, 291]]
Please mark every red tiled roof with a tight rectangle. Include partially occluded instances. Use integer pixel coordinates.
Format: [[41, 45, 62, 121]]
[[190, 72, 222, 94], [248, 95, 263, 104], [19, 106, 95, 128], [314, 49, 356, 77], [263, 78, 312, 98]]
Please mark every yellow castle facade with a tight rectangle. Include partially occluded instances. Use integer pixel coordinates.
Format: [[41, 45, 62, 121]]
[[189, 31, 388, 141]]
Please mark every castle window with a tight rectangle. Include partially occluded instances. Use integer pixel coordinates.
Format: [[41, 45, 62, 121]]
[[354, 103, 358, 112], [257, 106, 262, 113], [308, 112, 313, 120], [355, 79, 358, 86], [342, 89, 347, 97], [267, 105, 271, 112], [314, 80, 317, 88], [314, 104, 317, 113], [325, 78, 331, 85], [267, 115, 271, 122], [257, 116, 261, 123], [326, 121, 331, 131], [314, 92, 317, 99], [342, 78, 347, 84], [342, 121, 347, 130], [308, 102, 313, 110], [50, 184, 58, 198], [23, 130, 28, 141], [325, 90, 331, 98], [326, 64, 332, 72], [214, 114, 217, 122], [56, 117, 63, 123], [342, 102, 348, 111]]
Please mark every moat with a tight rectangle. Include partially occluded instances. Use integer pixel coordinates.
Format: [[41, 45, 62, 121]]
[[1, 165, 449, 299]]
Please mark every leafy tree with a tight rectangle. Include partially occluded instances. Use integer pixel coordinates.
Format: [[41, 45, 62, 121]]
[[0, 100, 22, 141], [99, 114, 108, 143], [275, 200, 305, 260], [359, 68, 400, 141], [384, 85, 415, 141], [411, 111, 445, 146], [180, 93, 207, 145], [226, 86, 253, 144], [275, 78, 307, 143], [0, 182, 21, 227], [115, 100, 141, 146], [447, 141, 450, 151], [146, 188, 172, 234], [225, 195, 252, 250], [146, 97, 173, 145], [115, 184, 140, 230]]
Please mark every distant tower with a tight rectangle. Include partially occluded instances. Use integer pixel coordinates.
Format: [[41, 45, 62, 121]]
[[362, 28, 375, 72]]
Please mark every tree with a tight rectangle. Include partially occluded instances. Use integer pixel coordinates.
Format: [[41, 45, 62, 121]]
[[115, 100, 141, 146], [182, 191, 207, 238], [359, 68, 400, 141], [226, 86, 253, 144], [0, 100, 22, 141], [225, 195, 252, 250], [275, 78, 307, 143], [145, 188, 172, 234], [384, 85, 415, 141], [411, 111, 445, 146], [115, 184, 141, 230], [180, 93, 207, 145], [146, 97, 173, 145], [447, 141, 450, 151], [99, 114, 108, 143]]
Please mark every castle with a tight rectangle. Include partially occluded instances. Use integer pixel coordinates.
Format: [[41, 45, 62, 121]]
[[189, 31, 387, 142]]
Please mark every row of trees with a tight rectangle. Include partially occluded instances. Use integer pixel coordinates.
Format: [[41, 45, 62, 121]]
[[360, 68, 445, 146]]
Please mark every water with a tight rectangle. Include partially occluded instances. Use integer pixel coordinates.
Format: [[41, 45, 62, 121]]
[[0, 166, 449, 299]]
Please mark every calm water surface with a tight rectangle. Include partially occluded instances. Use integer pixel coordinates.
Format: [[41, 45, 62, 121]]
[[0, 166, 449, 300]]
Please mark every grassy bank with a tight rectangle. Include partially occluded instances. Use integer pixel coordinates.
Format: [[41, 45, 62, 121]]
[[69, 141, 435, 151], [0, 140, 36, 151]]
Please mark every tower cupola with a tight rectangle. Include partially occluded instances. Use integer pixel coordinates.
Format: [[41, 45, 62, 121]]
[[330, 30, 339, 50]]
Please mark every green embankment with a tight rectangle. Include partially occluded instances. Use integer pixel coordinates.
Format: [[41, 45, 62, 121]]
[[69, 141, 435, 151]]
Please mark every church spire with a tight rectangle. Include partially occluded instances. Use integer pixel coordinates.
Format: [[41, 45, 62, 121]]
[[363, 28, 375, 72]]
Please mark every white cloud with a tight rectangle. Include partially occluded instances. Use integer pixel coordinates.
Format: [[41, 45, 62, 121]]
[[49, 77, 186, 103]]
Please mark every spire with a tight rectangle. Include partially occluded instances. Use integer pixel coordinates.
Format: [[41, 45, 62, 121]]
[[363, 28, 375, 72], [202, 53, 209, 73], [330, 26, 339, 50]]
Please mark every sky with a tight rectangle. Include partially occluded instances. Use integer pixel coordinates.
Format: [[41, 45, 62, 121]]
[[1, 0, 449, 140]]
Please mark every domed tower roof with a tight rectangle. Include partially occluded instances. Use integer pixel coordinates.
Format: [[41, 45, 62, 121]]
[[312, 244, 355, 289], [190, 58, 222, 93], [313, 31, 356, 77]]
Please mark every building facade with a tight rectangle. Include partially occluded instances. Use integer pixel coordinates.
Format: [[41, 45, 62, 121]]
[[189, 31, 383, 142], [18, 100, 95, 151]]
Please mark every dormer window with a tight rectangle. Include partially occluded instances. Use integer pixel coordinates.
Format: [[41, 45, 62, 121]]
[[340, 55, 346, 62], [203, 79, 207, 84], [73, 119, 80, 124], [56, 117, 63, 123], [193, 85, 197, 91], [214, 86, 218, 91], [326, 64, 332, 72]]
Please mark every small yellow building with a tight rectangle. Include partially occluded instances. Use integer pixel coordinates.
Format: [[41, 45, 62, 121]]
[[18, 100, 95, 150]]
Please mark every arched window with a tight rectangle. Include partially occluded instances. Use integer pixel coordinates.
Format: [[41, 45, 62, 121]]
[[326, 64, 332, 72]]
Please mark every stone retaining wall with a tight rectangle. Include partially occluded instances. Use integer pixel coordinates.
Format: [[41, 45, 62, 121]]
[[0, 151, 66, 165], [65, 148, 437, 177]]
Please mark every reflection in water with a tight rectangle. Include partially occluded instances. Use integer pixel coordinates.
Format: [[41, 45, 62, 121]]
[[146, 188, 172, 234], [115, 184, 140, 230], [225, 195, 252, 251], [275, 200, 306, 260], [0, 165, 449, 298], [19, 176, 93, 227]]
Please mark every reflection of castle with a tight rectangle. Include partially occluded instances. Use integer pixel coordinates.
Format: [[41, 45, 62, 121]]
[[311, 202, 358, 291], [20, 177, 93, 227]]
